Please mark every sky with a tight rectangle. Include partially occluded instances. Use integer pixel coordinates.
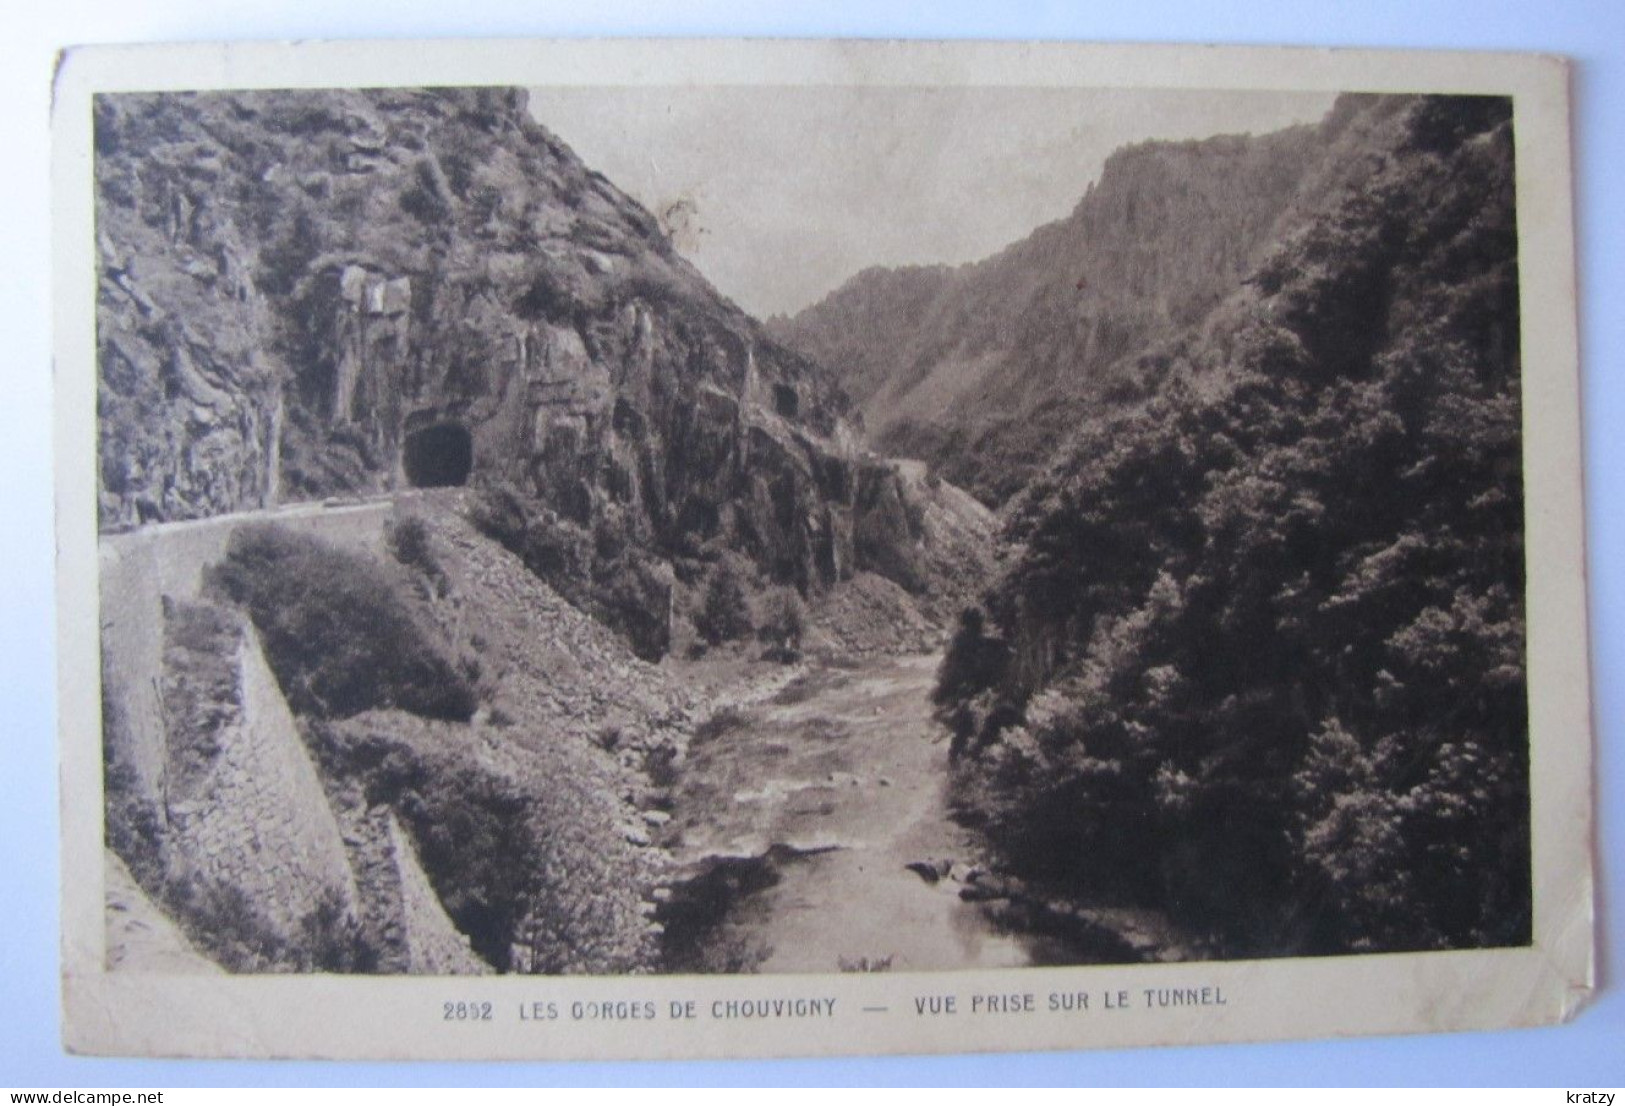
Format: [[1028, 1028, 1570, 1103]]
[[526, 86, 1338, 318]]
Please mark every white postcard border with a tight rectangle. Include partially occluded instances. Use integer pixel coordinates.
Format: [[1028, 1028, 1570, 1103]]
[[52, 37, 1593, 1061]]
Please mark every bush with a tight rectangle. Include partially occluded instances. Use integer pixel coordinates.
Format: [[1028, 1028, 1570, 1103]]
[[692, 706, 753, 746], [757, 587, 807, 663], [168, 880, 289, 973], [207, 523, 477, 721], [162, 877, 376, 974], [326, 721, 659, 974], [696, 560, 752, 646], [934, 608, 1009, 709], [297, 887, 378, 973], [387, 515, 450, 598], [469, 481, 671, 660], [103, 738, 164, 891], [398, 160, 453, 225]]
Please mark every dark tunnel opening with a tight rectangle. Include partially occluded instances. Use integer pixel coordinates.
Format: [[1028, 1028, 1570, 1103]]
[[772, 383, 799, 419], [403, 423, 474, 488]]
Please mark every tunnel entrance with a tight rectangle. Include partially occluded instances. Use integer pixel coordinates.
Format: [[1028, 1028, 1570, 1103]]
[[772, 383, 799, 419], [403, 423, 473, 488]]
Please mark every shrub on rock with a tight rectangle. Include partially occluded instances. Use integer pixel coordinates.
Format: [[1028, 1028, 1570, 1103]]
[[207, 523, 477, 721]]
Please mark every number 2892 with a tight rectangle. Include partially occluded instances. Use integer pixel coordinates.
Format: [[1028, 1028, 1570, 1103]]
[[443, 1001, 494, 1021]]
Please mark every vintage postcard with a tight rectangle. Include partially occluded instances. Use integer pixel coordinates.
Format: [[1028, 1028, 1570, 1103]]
[[53, 38, 1593, 1060]]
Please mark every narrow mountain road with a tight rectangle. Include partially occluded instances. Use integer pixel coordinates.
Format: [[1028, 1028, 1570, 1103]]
[[668, 652, 1042, 973]]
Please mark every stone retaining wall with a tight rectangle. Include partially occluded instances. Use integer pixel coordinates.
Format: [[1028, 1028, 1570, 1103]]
[[164, 625, 359, 941], [99, 500, 393, 810], [387, 814, 491, 975], [100, 500, 398, 962]]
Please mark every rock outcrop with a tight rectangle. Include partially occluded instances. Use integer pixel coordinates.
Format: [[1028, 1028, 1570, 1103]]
[[95, 89, 961, 645]]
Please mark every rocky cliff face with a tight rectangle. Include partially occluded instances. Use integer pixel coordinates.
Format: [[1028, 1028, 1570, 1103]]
[[772, 113, 1359, 504], [95, 89, 952, 645]]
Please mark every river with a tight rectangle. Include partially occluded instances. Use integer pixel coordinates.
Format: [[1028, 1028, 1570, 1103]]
[[663, 651, 1055, 974]]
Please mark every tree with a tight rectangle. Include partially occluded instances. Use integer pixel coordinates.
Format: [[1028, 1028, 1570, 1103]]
[[696, 560, 752, 646], [758, 587, 807, 663], [933, 608, 1008, 708]]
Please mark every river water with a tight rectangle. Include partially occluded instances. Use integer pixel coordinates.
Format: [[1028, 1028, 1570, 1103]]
[[665, 652, 1050, 973]]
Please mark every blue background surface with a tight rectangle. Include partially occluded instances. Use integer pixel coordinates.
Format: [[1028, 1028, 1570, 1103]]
[[3, 0, 1620, 1086]]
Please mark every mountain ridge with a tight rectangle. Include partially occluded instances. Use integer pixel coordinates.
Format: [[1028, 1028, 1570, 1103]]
[[770, 102, 1391, 504]]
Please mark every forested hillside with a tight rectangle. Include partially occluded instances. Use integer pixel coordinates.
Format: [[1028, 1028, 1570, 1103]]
[[772, 114, 1354, 503], [935, 94, 1528, 957]]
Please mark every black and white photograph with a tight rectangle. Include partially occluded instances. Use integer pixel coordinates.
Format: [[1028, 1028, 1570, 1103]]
[[55, 37, 1592, 1060]]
